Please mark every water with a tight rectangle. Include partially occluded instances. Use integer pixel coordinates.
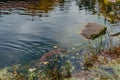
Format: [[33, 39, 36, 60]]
[[0, 0, 119, 67]]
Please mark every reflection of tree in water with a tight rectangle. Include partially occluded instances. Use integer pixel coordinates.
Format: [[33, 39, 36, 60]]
[[58, 0, 72, 12], [29, 0, 57, 13], [0, 0, 119, 23], [0, 0, 60, 21], [0, 0, 58, 13], [98, 0, 120, 24], [75, 0, 96, 12], [75, 0, 120, 24], [0, 0, 73, 16], [21, 0, 73, 16]]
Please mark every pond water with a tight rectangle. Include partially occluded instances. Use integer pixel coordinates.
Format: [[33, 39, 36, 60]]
[[0, 0, 119, 67]]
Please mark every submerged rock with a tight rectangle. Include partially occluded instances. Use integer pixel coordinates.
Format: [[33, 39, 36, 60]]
[[110, 32, 120, 36], [81, 23, 107, 40], [35, 48, 66, 66]]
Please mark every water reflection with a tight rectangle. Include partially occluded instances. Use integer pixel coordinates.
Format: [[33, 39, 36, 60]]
[[75, 0, 120, 24], [98, 0, 120, 24], [76, 0, 96, 11], [27, 0, 57, 13], [0, 0, 119, 67], [0, 0, 119, 23]]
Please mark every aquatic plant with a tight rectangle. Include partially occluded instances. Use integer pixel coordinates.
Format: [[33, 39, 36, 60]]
[[36, 48, 66, 66], [39, 53, 73, 80], [102, 46, 120, 59], [82, 53, 99, 70]]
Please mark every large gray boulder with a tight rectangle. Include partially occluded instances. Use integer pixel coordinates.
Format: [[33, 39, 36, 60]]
[[81, 23, 107, 40]]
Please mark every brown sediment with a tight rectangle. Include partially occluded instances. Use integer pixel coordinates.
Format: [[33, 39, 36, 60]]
[[0, 1, 34, 10], [83, 46, 120, 70], [36, 48, 66, 66], [102, 46, 120, 59]]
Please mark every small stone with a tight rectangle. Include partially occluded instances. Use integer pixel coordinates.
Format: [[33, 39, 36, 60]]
[[72, 47, 75, 50], [54, 46, 58, 48], [43, 61, 49, 65], [29, 68, 36, 72], [71, 56, 75, 59], [80, 62, 83, 65], [76, 53, 79, 55], [72, 66, 75, 70], [81, 67, 84, 70], [81, 52, 85, 54]]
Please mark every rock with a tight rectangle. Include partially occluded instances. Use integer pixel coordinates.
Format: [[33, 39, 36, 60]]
[[110, 32, 120, 36], [54, 46, 58, 48], [81, 23, 107, 40]]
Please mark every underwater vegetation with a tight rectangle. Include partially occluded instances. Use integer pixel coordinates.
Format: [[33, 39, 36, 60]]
[[0, 0, 119, 80], [0, 21, 119, 80], [0, 45, 119, 80]]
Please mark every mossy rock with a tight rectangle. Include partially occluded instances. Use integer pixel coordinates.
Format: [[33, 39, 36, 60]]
[[81, 23, 107, 40]]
